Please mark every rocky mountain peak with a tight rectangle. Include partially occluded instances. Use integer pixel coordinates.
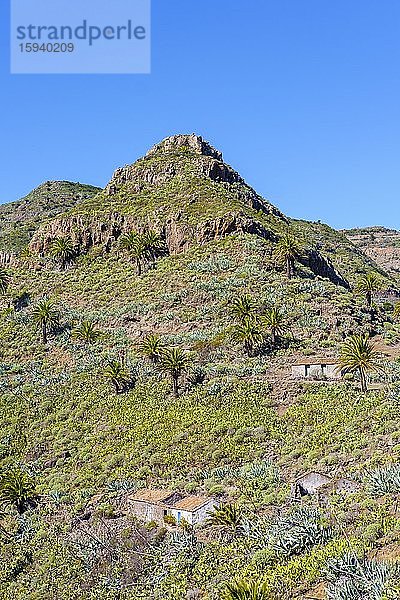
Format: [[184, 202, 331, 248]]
[[145, 133, 223, 161]]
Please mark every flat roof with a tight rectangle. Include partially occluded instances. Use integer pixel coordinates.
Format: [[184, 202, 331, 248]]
[[172, 496, 212, 512], [130, 489, 173, 504], [294, 471, 332, 483], [293, 358, 338, 366]]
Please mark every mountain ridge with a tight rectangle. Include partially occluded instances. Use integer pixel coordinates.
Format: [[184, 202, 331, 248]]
[[11, 133, 390, 291]]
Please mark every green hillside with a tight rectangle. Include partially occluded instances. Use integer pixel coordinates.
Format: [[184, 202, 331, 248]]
[[0, 135, 399, 600], [0, 181, 101, 253]]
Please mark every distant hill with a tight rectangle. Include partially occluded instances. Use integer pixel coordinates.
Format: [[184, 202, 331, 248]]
[[0, 180, 101, 253], [343, 226, 400, 276]]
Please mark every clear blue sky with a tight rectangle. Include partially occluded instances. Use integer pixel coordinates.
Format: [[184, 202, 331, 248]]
[[1, 0, 399, 229]]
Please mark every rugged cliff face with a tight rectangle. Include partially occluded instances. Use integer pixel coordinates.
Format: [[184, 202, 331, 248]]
[[29, 134, 287, 254], [6, 134, 388, 289]]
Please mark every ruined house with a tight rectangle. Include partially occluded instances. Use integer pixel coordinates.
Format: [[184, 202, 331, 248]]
[[291, 472, 360, 502], [291, 358, 342, 380], [128, 489, 217, 525]]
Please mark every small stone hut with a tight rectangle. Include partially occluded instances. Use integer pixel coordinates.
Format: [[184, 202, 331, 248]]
[[291, 358, 342, 380], [128, 489, 217, 525], [169, 496, 217, 526], [291, 472, 332, 499], [291, 472, 360, 501]]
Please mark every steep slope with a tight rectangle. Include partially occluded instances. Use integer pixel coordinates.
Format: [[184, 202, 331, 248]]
[[0, 135, 399, 600], [0, 180, 101, 254], [343, 226, 400, 276]]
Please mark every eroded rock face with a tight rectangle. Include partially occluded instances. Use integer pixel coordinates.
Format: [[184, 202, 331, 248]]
[[27, 134, 350, 289], [105, 135, 229, 195], [145, 133, 223, 161], [29, 211, 277, 256], [28, 209, 350, 288], [300, 249, 350, 289]]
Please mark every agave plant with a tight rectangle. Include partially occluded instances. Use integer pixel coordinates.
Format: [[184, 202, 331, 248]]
[[273, 233, 302, 279], [338, 334, 382, 392], [325, 554, 400, 599], [201, 466, 238, 482], [102, 360, 132, 393], [221, 578, 270, 600], [272, 517, 333, 557], [138, 333, 165, 363], [72, 321, 103, 344], [0, 468, 37, 515], [160, 347, 191, 397], [239, 460, 279, 485], [364, 463, 400, 496], [49, 237, 76, 268], [32, 299, 60, 345], [206, 503, 243, 533]]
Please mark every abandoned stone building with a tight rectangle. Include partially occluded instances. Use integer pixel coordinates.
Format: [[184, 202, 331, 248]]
[[291, 358, 342, 380], [291, 471, 360, 502], [128, 489, 217, 526]]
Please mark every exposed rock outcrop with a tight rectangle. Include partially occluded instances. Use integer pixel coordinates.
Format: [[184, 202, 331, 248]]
[[104, 134, 285, 221], [300, 249, 350, 289], [26, 135, 363, 289], [145, 133, 223, 161], [29, 211, 277, 256]]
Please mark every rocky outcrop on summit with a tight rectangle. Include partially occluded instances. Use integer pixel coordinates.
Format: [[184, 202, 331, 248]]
[[104, 134, 284, 219], [145, 133, 223, 161], [25, 134, 380, 289], [30, 134, 288, 255]]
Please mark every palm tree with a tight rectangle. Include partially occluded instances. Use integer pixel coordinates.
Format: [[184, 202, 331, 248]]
[[338, 334, 382, 393], [160, 347, 190, 397], [120, 232, 146, 276], [356, 272, 381, 308], [0, 468, 37, 515], [262, 307, 285, 347], [32, 299, 59, 345], [103, 360, 131, 393], [0, 269, 10, 295], [394, 302, 400, 321], [274, 233, 302, 279], [230, 294, 257, 323], [206, 503, 243, 532], [49, 237, 76, 269], [232, 318, 263, 357], [142, 230, 164, 268], [221, 579, 269, 600], [138, 334, 165, 363], [72, 321, 103, 344]]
